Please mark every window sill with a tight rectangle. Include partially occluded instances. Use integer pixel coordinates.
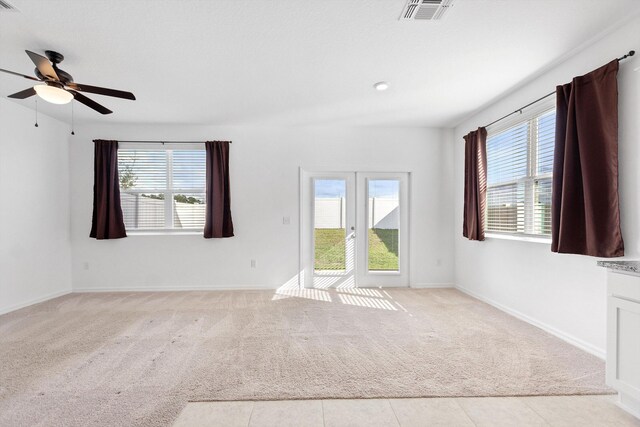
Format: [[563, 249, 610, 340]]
[[126, 230, 203, 236], [485, 232, 551, 244]]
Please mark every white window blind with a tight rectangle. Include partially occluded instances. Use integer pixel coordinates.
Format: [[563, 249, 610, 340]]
[[117, 146, 206, 232], [486, 104, 555, 238]]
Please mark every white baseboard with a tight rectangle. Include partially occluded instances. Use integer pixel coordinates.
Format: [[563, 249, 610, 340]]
[[72, 284, 277, 292], [455, 285, 606, 360], [618, 394, 640, 420], [0, 289, 72, 316], [411, 283, 455, 289]]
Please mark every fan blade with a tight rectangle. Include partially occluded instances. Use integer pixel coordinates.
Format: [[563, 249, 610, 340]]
[[0, 68, 41, 81], [69, 90, 113, 114], [25, 50, 59, 81], [8, 87, 37, 99], [66, 82, 136, 100]]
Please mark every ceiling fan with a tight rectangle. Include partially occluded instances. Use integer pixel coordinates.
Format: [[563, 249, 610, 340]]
[[0, 50, 135, 114]]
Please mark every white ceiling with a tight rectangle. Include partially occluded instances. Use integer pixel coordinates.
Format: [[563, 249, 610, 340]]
[[1, 0, 639, 128]]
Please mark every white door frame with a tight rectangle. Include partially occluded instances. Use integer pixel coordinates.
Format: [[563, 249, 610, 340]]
[[300, 169, 410, 289]]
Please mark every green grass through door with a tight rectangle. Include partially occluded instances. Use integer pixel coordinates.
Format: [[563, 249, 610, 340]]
[[314, 228, 399, 271]]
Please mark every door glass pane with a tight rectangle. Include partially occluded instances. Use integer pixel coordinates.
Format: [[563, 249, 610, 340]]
[[368, 180, 399, 271], [314, 179, 346, 271]]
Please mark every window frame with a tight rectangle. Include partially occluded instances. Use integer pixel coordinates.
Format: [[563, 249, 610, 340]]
[[117, 142, 206, 235], [484, 97, 555, 243]]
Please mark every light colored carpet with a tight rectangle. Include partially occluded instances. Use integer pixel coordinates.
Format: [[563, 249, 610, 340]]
[[0, 288, 610, 426]]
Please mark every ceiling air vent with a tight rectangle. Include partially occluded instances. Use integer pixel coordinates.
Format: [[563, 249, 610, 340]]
[[0, 0, 19, 11], [400, 0, 454, 21]]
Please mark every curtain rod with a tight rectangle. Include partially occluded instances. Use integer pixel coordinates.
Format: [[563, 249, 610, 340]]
[[482, 50, 635, 129], [117, 140, 231, 144]]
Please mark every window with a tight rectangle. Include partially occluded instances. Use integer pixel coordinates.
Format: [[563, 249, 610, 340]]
[[486, 103, 555, 238], [118, 145, 206, 232]]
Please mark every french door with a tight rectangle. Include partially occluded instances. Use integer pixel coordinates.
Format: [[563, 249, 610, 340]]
[[301, 171, 409, 288]]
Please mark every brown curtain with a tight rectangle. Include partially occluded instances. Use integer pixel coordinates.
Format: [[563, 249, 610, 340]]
[[463, 127, 488, 241], [552, 60, 624, 257], [204, 141, 234, 238], [89, 139, 127, 239]]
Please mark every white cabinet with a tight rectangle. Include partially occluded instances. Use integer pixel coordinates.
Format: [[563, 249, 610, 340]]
[[606, 270, 640, 419]]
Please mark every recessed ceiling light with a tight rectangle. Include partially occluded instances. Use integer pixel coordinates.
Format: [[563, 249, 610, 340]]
[[374, 81, 389, 91]]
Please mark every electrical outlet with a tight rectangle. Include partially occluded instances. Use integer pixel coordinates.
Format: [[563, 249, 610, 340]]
[[251, 259, 256, 268], [282, 216, 290, 225]]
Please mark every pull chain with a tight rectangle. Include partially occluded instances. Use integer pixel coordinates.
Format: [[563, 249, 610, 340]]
[[71, 100, 75, 135], [34, 99, 39, 127]]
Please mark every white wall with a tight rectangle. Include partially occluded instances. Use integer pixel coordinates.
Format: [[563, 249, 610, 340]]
[[453, 16, 640, 357], [69, 125, 454, 290], [0, 98, 72, 314]]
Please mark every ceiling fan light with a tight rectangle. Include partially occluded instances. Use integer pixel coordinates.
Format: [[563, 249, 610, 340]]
[[33, 84, 73, 104]]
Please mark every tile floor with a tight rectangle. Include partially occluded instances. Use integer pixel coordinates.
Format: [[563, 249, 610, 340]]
[[173, 394, 640, 426]]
